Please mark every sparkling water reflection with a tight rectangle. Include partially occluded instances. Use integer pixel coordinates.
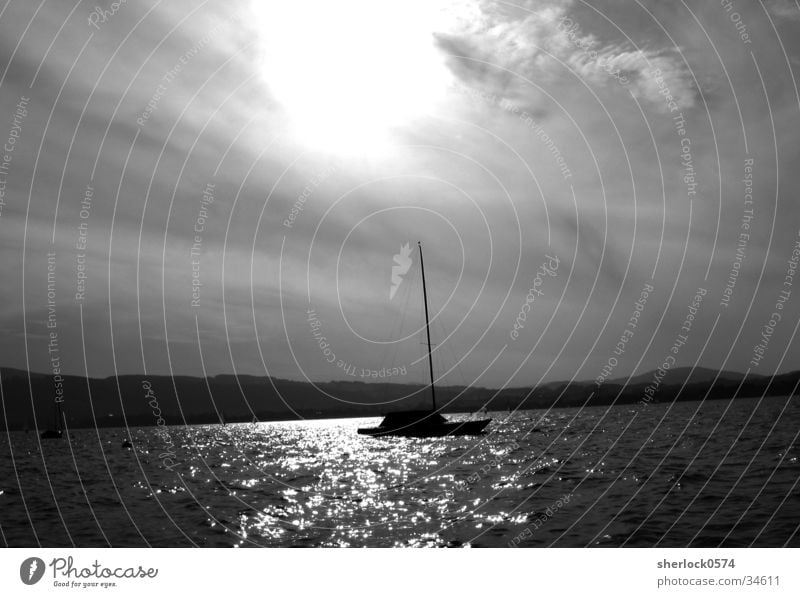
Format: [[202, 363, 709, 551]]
[[1, 396, 798, 547]]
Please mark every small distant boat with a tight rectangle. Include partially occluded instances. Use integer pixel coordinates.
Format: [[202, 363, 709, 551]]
[[358, 242, 491, 438], [41, 398, 64, 440]]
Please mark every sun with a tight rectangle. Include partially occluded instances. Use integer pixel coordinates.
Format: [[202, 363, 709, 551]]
[[253, 0, 453, 155]]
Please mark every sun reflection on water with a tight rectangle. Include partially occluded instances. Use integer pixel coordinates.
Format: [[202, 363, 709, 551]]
[[2, 398, 796, 547]]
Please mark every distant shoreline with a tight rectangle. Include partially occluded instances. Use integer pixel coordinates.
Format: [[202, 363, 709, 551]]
[[7, 394, 797, 436], [1, 366, 797, 432]]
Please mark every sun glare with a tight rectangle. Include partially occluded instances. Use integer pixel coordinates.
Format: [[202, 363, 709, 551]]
[[254, 0, 452, 155]]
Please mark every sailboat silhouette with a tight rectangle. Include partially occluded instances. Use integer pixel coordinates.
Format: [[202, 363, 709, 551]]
[[358, 242, 491, 437]]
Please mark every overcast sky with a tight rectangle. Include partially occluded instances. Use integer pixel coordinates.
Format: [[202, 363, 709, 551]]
[[1, 0, 799, 388]]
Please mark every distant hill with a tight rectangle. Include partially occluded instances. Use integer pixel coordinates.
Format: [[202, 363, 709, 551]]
[[611, 366, 765, 387], [0, 366, 796, 431]]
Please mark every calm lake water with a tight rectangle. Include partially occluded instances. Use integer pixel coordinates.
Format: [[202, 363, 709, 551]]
[[1, 396, 798, 547]]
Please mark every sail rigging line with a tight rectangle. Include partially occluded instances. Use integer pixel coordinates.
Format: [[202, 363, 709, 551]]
[[415, 243, 465, 405], [418, 242, 437, 411], [433, 310, 469, 390], [416, 261, 480, 418]]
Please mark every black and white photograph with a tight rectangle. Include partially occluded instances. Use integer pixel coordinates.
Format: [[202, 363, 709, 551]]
[[0, 0, 799, 589]]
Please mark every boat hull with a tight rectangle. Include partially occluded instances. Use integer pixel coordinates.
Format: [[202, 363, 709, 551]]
[[357, 418, 491, 437]]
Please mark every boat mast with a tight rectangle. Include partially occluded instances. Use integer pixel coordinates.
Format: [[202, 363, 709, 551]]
[[418, 242, 437, 411]]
